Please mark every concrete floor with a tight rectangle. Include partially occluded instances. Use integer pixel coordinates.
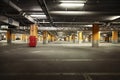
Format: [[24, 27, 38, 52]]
[[0, 40, 120, 80]]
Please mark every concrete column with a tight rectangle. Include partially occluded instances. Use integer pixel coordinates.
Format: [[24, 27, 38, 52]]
[[68, 35, 72, 42], [88, 34, 92, 42], [26, 34, 29, 42], [38, 36, 40, 42], [98, 32, 101, 42], [21, 34, 24, 41], [21, 34, 23, 40], [30, 24, 38, 38], [65, 36, 68, 41], [23, 34, 27, 42], [20, 34, 23, 41], [54, 36, 56, 41], [78, 32, 83, 43], [112, 31, 118, 43], [43, 30, 48, 44], [50, 35, 52, 42], [51, 35, 55, 42], [40, 35, 43, 41], [12, 34, 15, 41], [109, 37, 112, 42], [92, 24, 99, 47], [21, 34, 26, 41], [25, 34, 28, 42], [105, 36, 109, 42], [64, 37, 66, 41], [72, 34, 75, 43], [6, 30, 12, 44], [48, 34, 51, 43]]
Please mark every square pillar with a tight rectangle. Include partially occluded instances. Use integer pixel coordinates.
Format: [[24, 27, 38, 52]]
[[51, 35, 55, 42], [23, 34, 27, 42], [66, 36, 68, 41], [112, 31, 118, 44], [21, 34, 22, 40], [48, 34, 51, 43], [6, 30, 12, 44], [21, 34, 24, 41], [25, 34, 28, 42], [12, 34, 15, 41], [43, 30, 48, 44], [40, 35, 43, 41], [92, 24, 99, 47], [72, 34, 76, 43], [30, 24, 38, 38], [78, 32, 83, 43], [88, 34, 92, 42], [68, 35, 72, 42]]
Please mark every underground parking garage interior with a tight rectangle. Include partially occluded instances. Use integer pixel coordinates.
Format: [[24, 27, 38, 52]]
[[1, 0, 120, 80]]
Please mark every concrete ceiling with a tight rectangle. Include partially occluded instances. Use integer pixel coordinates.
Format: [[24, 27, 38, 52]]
[[0, 0, 120, 35]]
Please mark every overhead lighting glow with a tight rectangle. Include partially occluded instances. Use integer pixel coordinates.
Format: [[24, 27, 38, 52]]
[[30, 14, 46, 17], [24, 15, 35, 23], [106, 16, 120, 20], [60, 3, 84, 8], [50, 11, 94, 15], [60, 1, 86, 3], [0, 30, 7, 32], [30, 14, 47, 19], [85, 25, 92, 27]]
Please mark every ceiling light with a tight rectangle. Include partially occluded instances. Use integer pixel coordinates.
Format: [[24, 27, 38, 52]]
[[85, 25, 92, 27], [60, 0, 86, 3], [106, 16, 120, 20], [60, 3, 84, 8], [24, 15, 35, 23], [0, 30, 7, 32], [50, 11, 93, 15], [30, 14, 47, 19], [30, 14, 46, 17]]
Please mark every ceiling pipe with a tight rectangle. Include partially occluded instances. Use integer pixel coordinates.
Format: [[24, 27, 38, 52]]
[[38, 26, 120, 31], [3, 0, 35, 23], [37, 0, 57, 35], [4, 0, 22, 12], [37, 0, 54, 26], [38, 21, 105, 25], [0, 15, 19, 27]]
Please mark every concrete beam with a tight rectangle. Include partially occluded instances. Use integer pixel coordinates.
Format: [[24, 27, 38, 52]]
[[38, 26, 120, 31], [0, 16, 19, 27], [3, 0, 35, 23]]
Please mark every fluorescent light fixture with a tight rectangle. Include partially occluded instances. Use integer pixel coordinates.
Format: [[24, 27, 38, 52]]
[[0, 25, 8, 29], [30, 14, 46, 17], [30, 14, 47, 19], [85, 25, 92, 27], [0, 30, 7, 32], [60, 3, 84, 8], [106, 16, 120, 20], [39, 27, 57, 30], [39, 22, 50, 23], [60, 0, 86, 3], [24, 15, 35, 23], [50, 11, 93, 15]]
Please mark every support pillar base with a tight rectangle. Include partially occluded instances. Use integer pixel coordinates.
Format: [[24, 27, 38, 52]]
[[73, 40, 76, 43], [43, 40, 48, 44], [112, 40, 118, 44], [7, 40, 11, 44], [78, 40, 82, 44], [92, 40, 99, 47]]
